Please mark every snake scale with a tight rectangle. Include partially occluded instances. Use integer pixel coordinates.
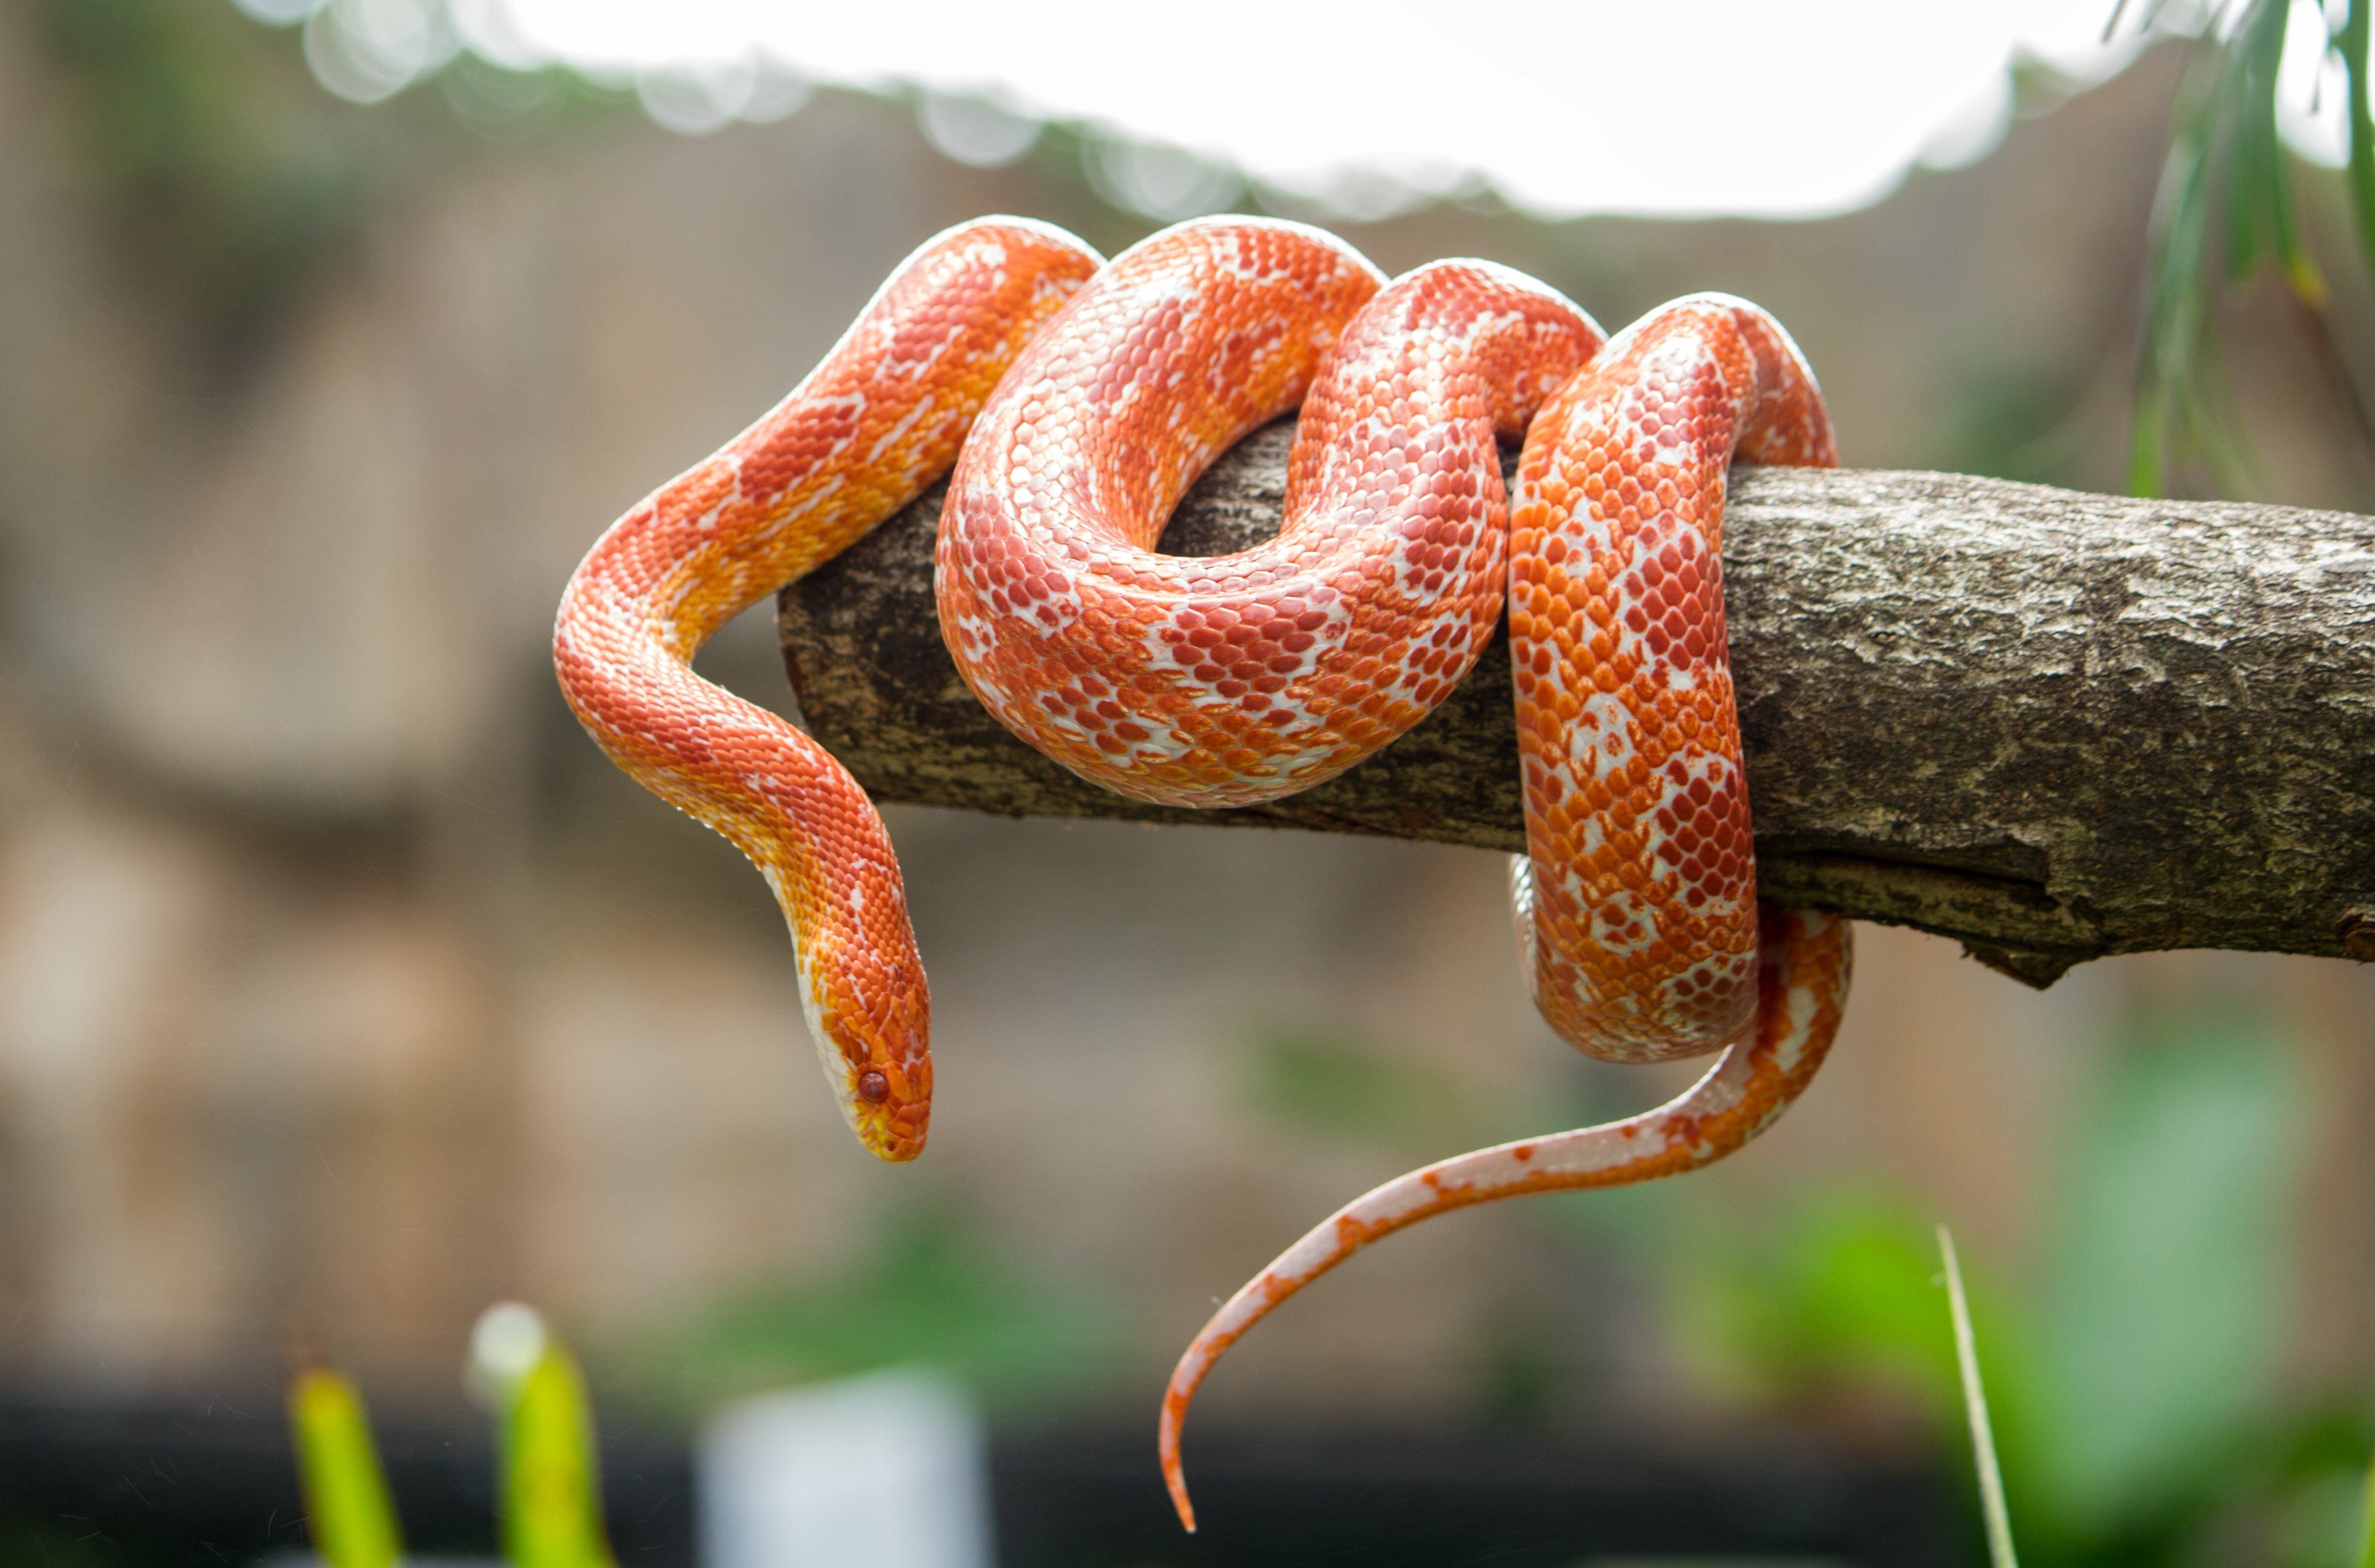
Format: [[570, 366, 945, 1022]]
[[554, 215, 1853, 1530]]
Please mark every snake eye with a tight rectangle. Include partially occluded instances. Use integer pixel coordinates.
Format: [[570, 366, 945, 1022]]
[[857, 1069, 890, 1104]]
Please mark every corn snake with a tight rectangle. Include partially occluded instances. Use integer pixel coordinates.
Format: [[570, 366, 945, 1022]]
[[552, 215, 1852, 1531]]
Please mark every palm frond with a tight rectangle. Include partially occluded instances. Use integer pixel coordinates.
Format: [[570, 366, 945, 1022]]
[[2132, 0, 2340, 495]]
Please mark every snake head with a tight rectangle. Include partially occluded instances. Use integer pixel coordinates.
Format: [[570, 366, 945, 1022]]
[[784, 848, 934, 1164], [837, 1043, 931, 1163], [812, 1016, 931, 1164], [804, 976, 932, 1163]]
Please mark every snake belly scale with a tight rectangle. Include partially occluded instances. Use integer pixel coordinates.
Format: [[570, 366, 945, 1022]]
[[553, 214, 1853, 1531]]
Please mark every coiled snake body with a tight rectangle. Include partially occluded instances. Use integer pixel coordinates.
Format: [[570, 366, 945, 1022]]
[[555, 215, 1852, 1529]]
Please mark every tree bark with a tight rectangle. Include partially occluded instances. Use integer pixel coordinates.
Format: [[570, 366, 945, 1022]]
[[779, 421, 2375, 986]]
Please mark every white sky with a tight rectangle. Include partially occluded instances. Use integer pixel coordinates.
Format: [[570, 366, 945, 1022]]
[[248, 0, 2358, 222]]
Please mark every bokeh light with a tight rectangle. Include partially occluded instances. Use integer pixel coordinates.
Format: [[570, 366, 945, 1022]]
[[225, 0, 2251, 219]]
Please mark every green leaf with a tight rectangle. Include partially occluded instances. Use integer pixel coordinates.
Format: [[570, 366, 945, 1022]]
[[2132, 19, 2230, 495], [287, 1367, 404, 1568], [2130, 0, 2325, 497], [2226, 0, 2328, 303], [1940, 1226, 2020, 1568], [470, 1305, 618, 1568], [502, 1343, 619, 1568], [2345, 0, 2375, 274], [622, 1206, 1115, 1417], [1658, 1190, 1998, 1418], [2029, 1008, 2304, 1534], [2356, 1443, 2375, 1568], [1240, 1021, 1476, 1153]]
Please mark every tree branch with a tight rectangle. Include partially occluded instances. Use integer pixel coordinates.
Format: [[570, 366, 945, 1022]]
[[779, 421, 2375, 986]]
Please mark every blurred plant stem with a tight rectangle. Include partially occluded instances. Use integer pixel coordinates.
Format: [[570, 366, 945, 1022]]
[[288, 1366, 404, 1568], [286, 1306, 621, 1568], [498, 1345, 620, 1568], [2358, 1445, 2375, 1568], [1942, 1225, 2020, 1568], [468, 1303, 620, 1568]]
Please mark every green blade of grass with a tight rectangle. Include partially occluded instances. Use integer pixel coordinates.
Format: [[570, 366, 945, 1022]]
[[1939, 1224, 2019, 1568], [287, 1367, 404, 1568], [2356, 1439, 2375, 1568], [476, 1305, 619, 1568], [2345, 0, 2375, 269], [506, 1347, 618, 1568]]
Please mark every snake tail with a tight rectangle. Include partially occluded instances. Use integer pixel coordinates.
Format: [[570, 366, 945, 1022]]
[[1159, 905, 1851, 1531], [1159, 294, 1848, 1529]]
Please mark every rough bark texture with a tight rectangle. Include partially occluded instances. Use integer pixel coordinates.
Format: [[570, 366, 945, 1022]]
[[780, 421, 2375, 986]]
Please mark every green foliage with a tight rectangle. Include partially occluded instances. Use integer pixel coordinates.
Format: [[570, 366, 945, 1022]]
[[1940, 363, 2095, 488], [36, 0, 378, 349], [2356, 1442, 2375, 1568], [1656, 1001, 2311, 1568], [2028, 1005, 2301, 1538], [2130, 0, 2375, 497], [288, 1308, 624, 1568], [623, 1204, 1115, 1417], [1228, 996, 2332, 1568], [494, 1344, 620, 1568], [2134, 0, 2300, 494], [288, 1367, 404, 1568], [37, 0, 621, 358], [2346, 0, 2375, 268], [1664, 1191, 1975, 1416], [1240, 1021, 1482, 1154]]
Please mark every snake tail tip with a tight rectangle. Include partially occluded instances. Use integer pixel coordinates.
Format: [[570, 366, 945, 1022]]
[[1159, 1403, 1196, 1532]]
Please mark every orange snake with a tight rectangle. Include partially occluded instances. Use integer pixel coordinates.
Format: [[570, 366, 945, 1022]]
[[554, 215, 1852, 1531]]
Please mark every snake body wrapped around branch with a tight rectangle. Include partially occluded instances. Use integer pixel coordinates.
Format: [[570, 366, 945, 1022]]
[[553, 214, 1852, 1531]]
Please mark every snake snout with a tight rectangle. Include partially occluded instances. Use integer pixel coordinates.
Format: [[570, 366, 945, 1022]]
[[801, 961, 932, 1163], [841, 1049, 930, 1163]]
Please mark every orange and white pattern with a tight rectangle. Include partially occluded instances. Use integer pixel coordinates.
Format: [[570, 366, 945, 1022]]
[[1159, 906, 1851, 1528], [1512, 295, 1838, 1063], [554, 218, 1102, 1163], [938, 219, 1604, 807], [1150, 291, 1850, 1530], [551, 217, 1853, 1530]]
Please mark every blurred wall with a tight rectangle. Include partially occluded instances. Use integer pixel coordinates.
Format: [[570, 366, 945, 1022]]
[[1, 3, 2372, 1442]]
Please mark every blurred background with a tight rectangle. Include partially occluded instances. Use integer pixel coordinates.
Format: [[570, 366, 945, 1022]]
[[4, 1, 2375, 1564]]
